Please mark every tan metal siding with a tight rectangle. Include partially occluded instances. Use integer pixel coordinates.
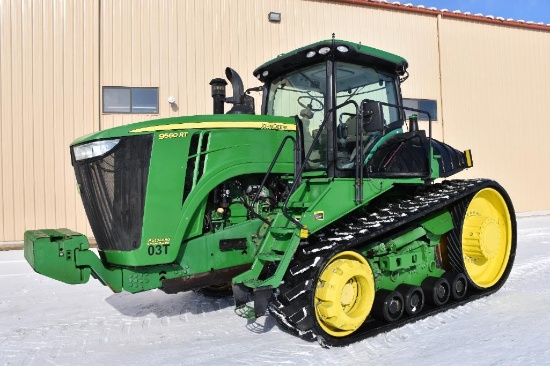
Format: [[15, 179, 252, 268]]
[[0, 0, 447, 241], [438, 18, 550, 212], [1, 0, 15, 241], [0, 0, 99, 241], [99, 0, 441, 132], [3, 0, 549, 242]]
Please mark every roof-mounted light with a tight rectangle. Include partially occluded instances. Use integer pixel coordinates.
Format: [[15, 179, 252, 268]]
[[318, 47, 331, 55], [336, 45, 349, 53], [306, 50, 316, 58], [262, 70, 269, 77]]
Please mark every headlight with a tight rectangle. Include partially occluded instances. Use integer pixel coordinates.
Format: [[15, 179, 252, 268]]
[[73, 139, 121, 161]]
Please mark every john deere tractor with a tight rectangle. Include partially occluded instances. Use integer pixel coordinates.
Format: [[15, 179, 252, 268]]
[[24, 39, 516, 347]]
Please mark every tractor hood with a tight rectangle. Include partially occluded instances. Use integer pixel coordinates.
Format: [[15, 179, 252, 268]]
[[71, 114, 295, 146]]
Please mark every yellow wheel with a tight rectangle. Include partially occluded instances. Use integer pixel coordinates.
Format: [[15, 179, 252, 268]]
[[314, 251, 375, 337], [461, 188, 513, 288]]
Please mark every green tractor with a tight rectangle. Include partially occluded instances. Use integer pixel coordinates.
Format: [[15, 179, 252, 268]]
[[24, 39, 516, 347]]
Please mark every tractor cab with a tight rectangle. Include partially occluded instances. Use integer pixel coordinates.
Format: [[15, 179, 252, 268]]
[[255, 39, 408, 178]]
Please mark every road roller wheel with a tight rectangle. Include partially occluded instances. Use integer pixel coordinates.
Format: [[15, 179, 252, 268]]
[[397, 284, 425, 316], [372, 290, 405, 323], [314, 251, 376, 337], [423, 276, 451, 306], [444, 272, 468, 300]]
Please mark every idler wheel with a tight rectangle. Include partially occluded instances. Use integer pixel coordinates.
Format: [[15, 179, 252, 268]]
[[314, 251, 375, 337], [459, 188, 514, 289]]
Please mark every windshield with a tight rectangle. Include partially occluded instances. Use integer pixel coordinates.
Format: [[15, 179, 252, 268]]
[[266, 63, 327, 169], [265, 61, 401, 171]]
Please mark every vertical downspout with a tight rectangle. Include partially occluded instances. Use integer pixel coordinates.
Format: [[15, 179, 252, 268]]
[[436, 14, 446, 142], [97, 0, 102, 131]]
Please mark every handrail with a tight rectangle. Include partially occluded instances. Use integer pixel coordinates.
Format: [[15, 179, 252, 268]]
[[281, 100, 359, 232], [355, 106, 364, 203], [249, 134, 296, 225]]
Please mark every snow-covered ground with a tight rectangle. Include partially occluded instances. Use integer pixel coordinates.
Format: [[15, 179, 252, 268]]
[[1, 215, 549, 365]]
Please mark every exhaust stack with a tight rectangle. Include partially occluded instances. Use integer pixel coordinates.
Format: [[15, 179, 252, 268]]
[[225, 67, 255, 114]]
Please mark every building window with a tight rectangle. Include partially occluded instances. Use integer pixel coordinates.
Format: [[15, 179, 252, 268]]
[[103, 87, 159, 114], [402, 98, 437, 121]]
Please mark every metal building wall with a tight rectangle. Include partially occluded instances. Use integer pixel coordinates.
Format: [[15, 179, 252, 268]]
[[438, 18, 550, 212], [1, 0, 548, 242], [98, 0, 550, 214], [0, 0, 99, 241], [99, 0, 442, 137]]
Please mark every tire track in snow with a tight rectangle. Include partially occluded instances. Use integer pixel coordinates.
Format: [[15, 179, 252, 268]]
[[505, 254, 550, 289]]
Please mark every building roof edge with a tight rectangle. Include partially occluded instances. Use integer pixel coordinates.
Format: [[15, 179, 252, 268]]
[[327, 0, 550, 32]]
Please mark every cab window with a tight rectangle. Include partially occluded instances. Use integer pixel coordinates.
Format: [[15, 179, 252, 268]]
[[335, 63, 401, 169]]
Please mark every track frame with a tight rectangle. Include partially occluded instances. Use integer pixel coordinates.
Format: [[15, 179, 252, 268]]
[[269, 179, 517, 347]]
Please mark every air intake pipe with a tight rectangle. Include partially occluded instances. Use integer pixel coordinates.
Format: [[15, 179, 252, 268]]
[[209, 78, 227, 114]]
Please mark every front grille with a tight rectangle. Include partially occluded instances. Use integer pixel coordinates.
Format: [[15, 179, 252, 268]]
[[72, 135, 153, 251]]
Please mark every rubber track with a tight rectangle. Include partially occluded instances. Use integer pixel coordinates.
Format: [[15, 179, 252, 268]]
[[268, 178, 516, 347]]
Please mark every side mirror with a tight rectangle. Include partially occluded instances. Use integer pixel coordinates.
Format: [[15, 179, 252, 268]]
[[361, 100, 384, 133]]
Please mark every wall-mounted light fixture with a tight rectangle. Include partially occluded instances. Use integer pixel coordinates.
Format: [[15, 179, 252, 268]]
[[268, 12, 281, 22]]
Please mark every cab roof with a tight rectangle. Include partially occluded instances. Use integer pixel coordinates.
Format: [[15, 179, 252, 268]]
[[253, 39, 408, 82]]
